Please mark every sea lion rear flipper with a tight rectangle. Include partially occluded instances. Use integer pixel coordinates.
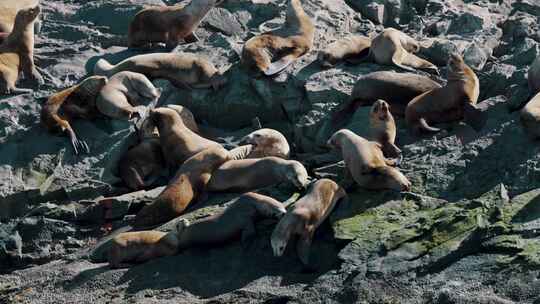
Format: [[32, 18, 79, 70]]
[[416, 118, 440, 134], [381, 142, 402, 159], [463, 102, 488, 132], [264, 56, 295, 76], [183, 33, 199, 44]]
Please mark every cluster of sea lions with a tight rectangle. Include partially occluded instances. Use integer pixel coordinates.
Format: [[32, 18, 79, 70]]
[[2, 0, 540, 269]]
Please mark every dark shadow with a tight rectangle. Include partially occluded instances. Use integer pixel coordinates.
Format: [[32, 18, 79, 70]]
[[63, 265, 110, 291], [512, 193, 540, 224]]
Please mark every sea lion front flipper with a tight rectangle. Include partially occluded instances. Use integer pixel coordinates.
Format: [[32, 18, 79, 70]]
[[67, 129, 90, 155], [381, 142, 402, 159], [296, 232, 314, 266], [391, 52, 417, 73], [241, 222, 256, 250], [416, 118, 441, 134], [463, 102, 488, 132], [183, 33, 199, 44], [264, 55, 295, 76]]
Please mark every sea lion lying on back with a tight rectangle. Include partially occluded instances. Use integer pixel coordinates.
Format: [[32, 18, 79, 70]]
[[318, 35, 371, 68], [128, 0, 222, 49], [241, 0, 315, 76], [93, 52, 227, 90]]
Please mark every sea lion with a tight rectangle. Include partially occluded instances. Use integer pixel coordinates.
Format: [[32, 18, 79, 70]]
[[108, 230, 179, 268], [149, 107, 221, 170], [41, 76, 108, 154], [0, 5, 43, 94], [128, 0, 221, 49], [271, 178, 346, 266], [331, 71, 441, 125], [529, 56, 540, 95], [134, 146, 231, 228], [0, 32, 9, 44], [138, 104, 199, 139], [241, 0, 315, 76], [369, 28, 438, 74], [93, 52, 227, 90], [369, 100, 401, 158], [207, 157, 310, 192], [229, 128, 290, 160], [318, 35, 371, 68], [96, 71, 161, 121], [405, 53, 485, 134], [118, 138, 166, 191], [0, 0, 40, 33], [327, 129, 411, 191], [520, 92, 540, 139], [175, 192, 286, 249]]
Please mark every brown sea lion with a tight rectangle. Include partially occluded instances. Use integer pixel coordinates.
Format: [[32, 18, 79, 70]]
[[149, 107, 221, 171], [133, 146, 230, 228], [369, 100, 401, 158], [327, 129, 411, 191], [128, 0, 222, 49], [529, 56, 540, 95], [369, 28, 438, 74], [318, 35, 371, 68], [207, 157, 310, 193], [241, 0, 315, 76], [0, 5, 43, 94], [41, 76, 108, 154], [0, 32, 9, 44], [138, 104, 199, 139], [118, 138, 166, 191], [229, 128, 290, 160], [93, 52, 227, 90], [108, 230, 179, 268], [520, 92, 540, 139], [175, 192, 286, 249], [405, 53, 485, 134], [271, 178, 346, 266], [96, 71, 161, 121]]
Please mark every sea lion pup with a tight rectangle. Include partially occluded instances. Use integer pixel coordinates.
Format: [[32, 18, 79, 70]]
[[318, 35, 371, 68], [93, 52, 227, 90], [241, 0, 315, 76], [134, 146, 231, 228], [520, 92, 540, 139], [41, 76, 108, 154], [229, 128, 291, 160], [327, 129, 411, 191], [207, 157, 310, 193], [529, 56, 540, 95], [128, 0, 222, 49], [405, 53, 485, 134], [0, 5, 43, 94], [118, 138, 166, 191], [175, 192, 286, 249], [369, 100, 401, 158], [369, 28, 438, 74], [271, 178, 346, 266], [150, 107, 221, 170], [96, 71, 161, 121], [108, 230, 179, 268], [331, 71, 441, 125]]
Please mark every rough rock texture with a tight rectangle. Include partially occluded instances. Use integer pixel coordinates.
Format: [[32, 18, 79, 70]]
[[1, 0, 540, 303]]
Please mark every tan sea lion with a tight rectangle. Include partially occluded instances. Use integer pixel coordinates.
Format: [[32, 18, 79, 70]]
[[369, 100, 401, 158], [41, 76, 108, 154], [405, 53, 485, 134], [128, 0, 222, 49], [520, 92, 540, 138], [134, 146, 231, 228], [0, 5, 43, 94], [108, 230, 179, 268], [369, 28, 438, 74], [96, 71, 161, 121], [241, 0, 315, 76], [0, 0, 40, 33], [138, 104, 199, 139], [331, 71, 441, 126], [93, 52, 227, 90], [318, 35, 371, 68], [207, 157, 310, 193], [271, 178, 346, 266], [229, 128, 290, 160], [327, 129, 411, 191], [529, 56, 540, 95], [118, 138, 166, 191], [175, 192, 286, 249], [149, 107, 221, 170]]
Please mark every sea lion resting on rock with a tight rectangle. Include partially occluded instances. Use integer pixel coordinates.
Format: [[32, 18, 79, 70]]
[[0, 5, 43, 94], [405, 53, 486, 134], [175, 192, 286, 249], [520, 92, 540, 139], [41, 76, 108, 154], [94, 52, 226, 90], [96, 71, 161, 121], [241, 0, 315, 76], [369, 100, 401, 158], [128, 0, 221, 49], [271, 178, 346, 266], [229, 128, 291, 160], [529, 56, 540, 95], [369, 28, 438, 74], [108, 230, 179, 268], [207, 157, 310, 193], [134, 146, 231, 228], [318, 35, 371, 68], [327, 129, 411, 191]]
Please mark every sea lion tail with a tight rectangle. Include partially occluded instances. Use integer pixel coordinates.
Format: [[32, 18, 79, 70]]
[[463, 102, 488, 132], [416, 118, 440, 133], [94, 58, 114, 76]]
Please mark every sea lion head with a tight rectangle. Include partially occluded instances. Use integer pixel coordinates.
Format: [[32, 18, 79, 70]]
[[271, 214, 298, 257], [327, 129, 354, 149], [17, 6, 41, 26], [371, 99, 390, 121], [149, 107, 181, 131], [447, 53, 465, 72], [372, 166, 411, 192], [239, 128, 289, 157], [317, 51, 338, 68], [284, 161, 310, 189]]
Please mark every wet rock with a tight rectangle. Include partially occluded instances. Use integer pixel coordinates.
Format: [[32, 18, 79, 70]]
[[203, 7, 245, 37]]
